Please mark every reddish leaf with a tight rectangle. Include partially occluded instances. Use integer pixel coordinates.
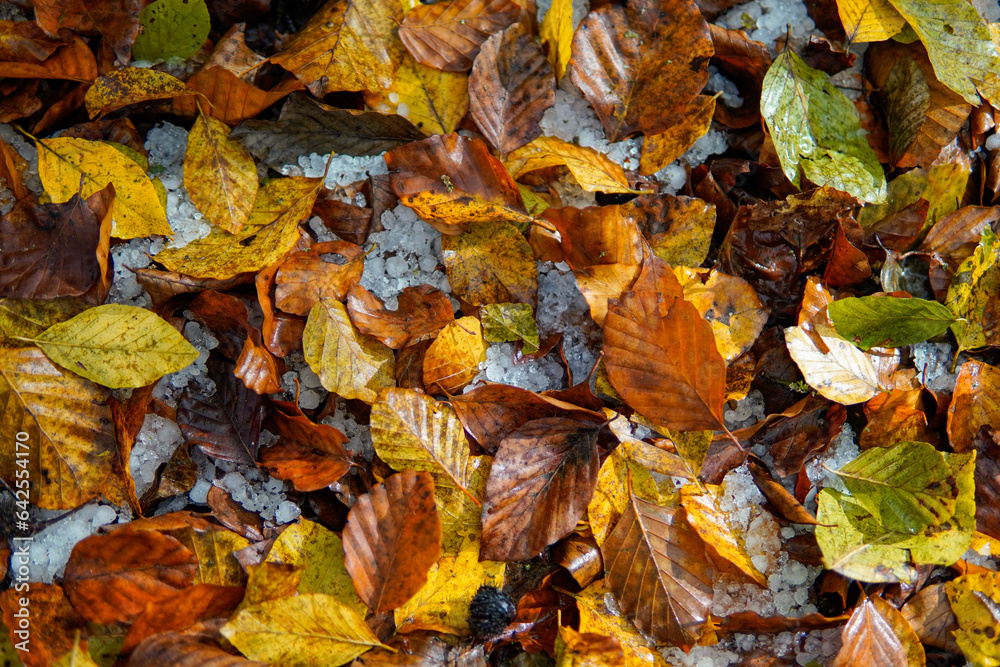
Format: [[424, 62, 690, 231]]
[[948, 360, 1000, 454], [132, 268, 249, 306], [920, 206, 1000, 300], [568, 0, 713, 141], [831, 594, 925, 667], [481, 416, 603, 561], [469, 22, 555, 155], [708, 25, 772, 129], [0, 583, 86, 667], [601, 495, 714, 651], [172, 67, 304, 125], [717, 611, 850, 635], [62, 529, 198, 624], [312, 194, 373, 246], [129, 630, 266, 666], [344, 470, 441, 612], [0, 25, 97, 81], [234, 329, 283, 395], [275, 240, 365, 315], [604, 291, 726, 432], [744, 395, 845, 477], [399, 0, 521, 72], [122, 584, 245, 652], [262, 399, 352, 492], [33, 0, 141, 63], [347, 283, 455, 350]]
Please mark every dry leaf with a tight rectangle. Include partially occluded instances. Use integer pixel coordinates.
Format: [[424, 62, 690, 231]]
[[399, 0, 521, 72]]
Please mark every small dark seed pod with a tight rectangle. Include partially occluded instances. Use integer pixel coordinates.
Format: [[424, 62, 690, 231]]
[[467, 584, 516, 636]]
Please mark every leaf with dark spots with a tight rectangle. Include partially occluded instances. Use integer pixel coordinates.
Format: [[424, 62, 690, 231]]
[[480, 416, 604, 561]]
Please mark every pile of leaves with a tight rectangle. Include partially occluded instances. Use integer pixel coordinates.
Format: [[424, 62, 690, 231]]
[[1, 0, 1000, 665]]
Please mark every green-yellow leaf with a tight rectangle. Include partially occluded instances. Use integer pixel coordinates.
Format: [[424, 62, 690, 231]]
[[669, 429, 713, 479], [480, 303, 540, 354], [858, 163, 968, 230], [761, 50, 887, 203], [832, 441, 958, 534], [34, 304, 198, 389], [946, 571, 1000, 667], [184, 112, 258, 235], [221, 593, 387, 666], [155, 176, 322, 278], [0, 298, 89, 348], [836, 0, 906, 42], [886, 0, 1000, 107], [441, 221, 538, 306], [947, 226, 1000, 353], [36, 137, 170, 238], [829, 295, 958, 350], [303, 299, 394, 404], [132, 0, 211, 62]]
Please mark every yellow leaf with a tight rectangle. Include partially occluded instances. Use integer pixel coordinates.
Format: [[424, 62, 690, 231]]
[[221, 593, 387, 666], [669, 429, 714, 479], [36, 137, 170, 238], [674, 267, 769, 362], [53, 638, 100, 667], [394, 533, 505, 634], [506, 136, 640, 194], [540, 0, 573, 80], [835, 0, 906, 42], [33, 304, 198, 389], [155, 176, 322, 279], [0, 347, 115, 509], [243, 562, 303, 609], [187, 528, 250, 587], [363, 54, 468, 135], [587, 446, 659, 546], [639, 96, 716, 174], [264, 519, 367, 616], [441, 221, 538, 306], [84, 68, 192, 119], [945, 572, 1000, 667], [422, 316, 487, 394], [947, 226, 1000, 353], [303, 299, 395, 404], [680, 484, 768, 587], [626, 195, 716, 268], [436, 455, 490, 554], [785, 325, 883, 405], [574, 580, 670, 667], [183, 112, 258, 235], [271, 0, 404, 96], [0, 297, 90, 348], [858, 163, 968, 231]]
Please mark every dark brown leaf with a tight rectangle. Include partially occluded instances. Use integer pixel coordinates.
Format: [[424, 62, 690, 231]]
[[312, 193, 373, 246], [347, 283, 455, 350], [708, 25, 771, 128], [717, 611, 850, 635], [133, 268, 249, 307], [352, 633, 487, 666], [177, 360, 264, 465], [469, 22, 555, 155], [745, 395, 845, 477], [481, 416, 603, 561], [129, 630, 266, 667], [970, 426, 1000, 541], [344, 470, 441, 612], [399, 0, 521, 72], [900, 583, 961, 654]]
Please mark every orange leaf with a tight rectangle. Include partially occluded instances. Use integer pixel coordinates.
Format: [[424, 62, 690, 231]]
[[172, 67, 303, 125], [948, 360, 1000, 453], [261, 400, 352, 492], [346, 283, 455, 350], [33, 0, 140, 63], [122, 584, 245, 652], [399, 0, 520, 72], [275, 241, 365, 316], [423, 315, 487, 395], [234, 329, 283, 395], [343, 470, 441, 612], [0, 583, 86, 667], [831, 594, 925, 667]]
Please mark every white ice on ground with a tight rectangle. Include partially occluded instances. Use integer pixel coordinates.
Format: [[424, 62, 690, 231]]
[[724, 389, 767, 431], [145, 122, 211, 250], [130, 414, 185, 497], [106, 237, 163, 308], [0, 123, 43, 215], [19, 503, 118, 583], [283, 151, 389, 190], [911, 341, 960, 393], [213, 461, 290, 523], [715, 0, 817, 54], [536, 261, 600, 384], [473, 342, 566, 393], [322, 399, 376, 462], [153, 317, 219, 406], [804, 423, 859, 503]]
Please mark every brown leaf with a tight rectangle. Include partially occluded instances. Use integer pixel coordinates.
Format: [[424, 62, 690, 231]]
[[746, 395, 845, 477], [400, 0, 521, 72], [262, 399, 352, 492], [746, 459, 820, 525], [177, 360, 264, 465], [256, 254, 306, 358], [469, 22, 555, 155], [62, 529, 198, 624], [708, 25, 771, 128], [604, 291, 726, 432], [202, 23, 266, 79], [481, 416, 603, 561], [129, 630, 266, 667], [970, 427, 1000, 541], [0, 583, 86, 667], [0, 184, 113, 299], [0, 26, 96, 81], [132, 268, 249, 306], [344, 470, 442, 612], [717, 611, 850, 635], [824, 219, 872, 287], [919, 206, 1000, 300], [947, 360, 1000, 453], [900, 583, 961, 654], [385, 132, 531, 234], [351, 633, 487, 666], [601, 495, 714, 651], [860, 387, 929, 450], [275, 240, 365, 316], [172, 67, 303, 125], [831, 594, 925, 667], [347, 283, 454, 350], [0, 136, 28, 201], [313, 194, 374, 246], [33, 0, 140, 63], [122, 584, 245, 652], [207, 486, 266, 542], [568, 0, 713, 141], [234, 329, 283, 395], [107, 383, 155, 516]]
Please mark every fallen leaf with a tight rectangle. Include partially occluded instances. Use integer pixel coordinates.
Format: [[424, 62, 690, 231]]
[[539, 0, 572, 80], [33, 0, 140, 64], [0, 297, 89, 348], [480, 302, 539, 354], [469, 23, 555, 155], [129, 630, 266, 666], [84, 68, 192, 119], [673, 267, 768, 362], [303, 298, 395, 404], [587, 443, 660, 546], [680, 484, 768, 587], [0, 29, 96, 81], [221, 593, 388, 666], [363, 54, 469, 136], [623, 193, 716, 268], [835, 0, 905, 42], [920, 206, 1000, 299], [555, 626, 624, 667], [568, 0, 713, 141], [831, 593, 925, 667], [422, 316, 487, 394], [828, 295, 957, 350], [947, 360, 1000, 454], [947, 226, 1000, 353], [784, 325, 883, 405], [638, 96, 717, 175], [399, 0, 520, 73], [121, 584, 245, 653], [173, 66, 305, 125], [344, 470, 441, 611], [131, 0, 210, 61], [574, 580, 671, 667], [347, 283, 454, 350], [262, 400, 352, 492], [945, 571, 1000, 666], [481, 416, 603, 561], [506, 136, 638, 194], [0, 583, 87, 667], [234, 329, 283, 395], [275, 240, 365, 315], [900, 583, 961, 654], [184, 111, 258, 235], [441, 221, 537, 306]]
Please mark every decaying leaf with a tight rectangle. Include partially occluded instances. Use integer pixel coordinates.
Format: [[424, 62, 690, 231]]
[[363, 54, 470, 136], [441, 221, 537, 306], [947, 226, 1000, 353], [399, 0, 520, 73], [422, 316, 487, 394], [946, 571, 1000, 666], [184, 111, 258, 235], [831, 593, 925, 667]]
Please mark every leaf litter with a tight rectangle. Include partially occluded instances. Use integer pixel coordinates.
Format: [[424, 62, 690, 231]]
[[2, 0, 1000, 665]]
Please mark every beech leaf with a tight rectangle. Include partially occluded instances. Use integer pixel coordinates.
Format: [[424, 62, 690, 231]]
[[363, 54, 469, 136], [480, 302, 540, 354], [831, 593, 925, 667], [784, 325, 883, 405], [131, 0, 210, 62], [184, 111, 258, 235], [399, 0, 520, 73], [828, 295, 958, 350], [441, 221, 538, 306], [505, 136, 640, 194], [946, 226, 1000, 354], [946, 572, 1000, 666]]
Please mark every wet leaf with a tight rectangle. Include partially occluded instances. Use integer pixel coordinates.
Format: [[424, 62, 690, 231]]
[[601, 492, 715, 651], [828, 295, 958, 350], [946, 571, 1000, 667], [347, 283, 454, 350], [36, 136, 170, 238], [568, 0, 713, 142], [680, 484, 768, 587], [173, 66, 305, 125], [858, 163, 968, 231], [0, 347, 115, 509], [0, 584, 86, 667], [132, 0, 210, 61], [480, 302, 539, 354], [422, 316, 487, 394], [574, 580, 671, 667], [303, 298, 395, 404], [947, 360, 1000, 454], [441, 221, 537, 306], [344, 470, 441, 612], [399, 0, 520, 73], [604, 291, 726, 432], [555, 626, 624, 667], [506, 136, 638, 194], [155, 176, 322, 279], [270, 0, 403, 95], [129, 630, 266, 666], [363, 54, 469, 136], [261, 401, 352, 492], [674, 267, 768, 362], [469, 23, 555, 155], [481, 416, 603, 561], [831, 593, 925, 667], [835, 0, 905, 42], [901, 583, 961, 654], [638, 96, 717, 174], [0, 297, 89, 347], [784, 325, 883, 405], [121, 584, 245, 653], [947, 226, 1000, 353], [920, 206, 1000, 300], [34, 304, 198, 389], [623, 194, 716, 268], [587, 444, 660, 546], [539, 0, 572, 80], [221, 593, 388, 666], [275, 240, 365, 315], [184, 111, 258, 235], [761, 50, 887, 203], [84, 68, 191, 119]]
